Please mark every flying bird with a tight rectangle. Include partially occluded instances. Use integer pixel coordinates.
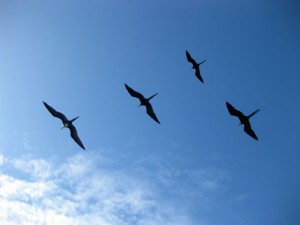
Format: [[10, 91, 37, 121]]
[[226, 101, 259, 140], [186, 50, 206, 83], [124, 83, 160, 124], [43, 101, 85, 150]]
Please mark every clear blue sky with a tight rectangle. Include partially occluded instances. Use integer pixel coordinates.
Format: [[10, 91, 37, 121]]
[[0, 0, 299, 224]]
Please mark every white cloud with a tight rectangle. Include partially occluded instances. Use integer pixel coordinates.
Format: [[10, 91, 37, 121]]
[[0, 154, 6, 165], [12, 158, 52, 180], [0, 152, 227, 225]]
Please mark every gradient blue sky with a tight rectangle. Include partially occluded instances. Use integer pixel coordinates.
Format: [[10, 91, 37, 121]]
[[0, 1, 299, 225]]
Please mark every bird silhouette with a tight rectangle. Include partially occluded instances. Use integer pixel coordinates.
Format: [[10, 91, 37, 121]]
[[124, 83, 160, 124], [186, 50, 206, 83], [226, 101, 259, 140], [43, 101, 85, 150]]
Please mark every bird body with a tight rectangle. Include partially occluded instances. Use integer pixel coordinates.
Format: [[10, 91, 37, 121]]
[[43, 101, 86, 150], [186, 50, 206, 83], [226, 101, 259, 140], [124, 83, 160, 124]]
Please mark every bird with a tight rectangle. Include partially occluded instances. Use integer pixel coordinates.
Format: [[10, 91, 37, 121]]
[[43, 101, 86, 150], [124, 83, 160, 124], [186, 50, 206, 83], [226, 101, 259, 140]]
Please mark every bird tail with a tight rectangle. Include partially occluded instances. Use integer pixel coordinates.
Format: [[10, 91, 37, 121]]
[[148, 93, 158, 101], [70, 116, 79, 123], [248, 109, 259, 118], [199, 60, 206, 65]]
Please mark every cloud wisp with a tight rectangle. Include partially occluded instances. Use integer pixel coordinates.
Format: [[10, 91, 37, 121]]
[[0, 152, 228, 225]]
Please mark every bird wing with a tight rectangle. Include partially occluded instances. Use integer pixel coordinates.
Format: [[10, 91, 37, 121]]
[[43, 101, 68, 123], [195, 67, 204, 83], [124, 83, 145, 100], [69, 124, 86, 150], [243, 121, 258, 140], [226, 102, 245, 120], [145, 103, 160, 124], [186, 50, 197, 65]]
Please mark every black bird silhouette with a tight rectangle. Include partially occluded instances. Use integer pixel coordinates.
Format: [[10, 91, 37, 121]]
[[226, 101, 259, 140], [186, 50, 206, 83], [124, 83, 160, 124], [43, 101, 85, 150]]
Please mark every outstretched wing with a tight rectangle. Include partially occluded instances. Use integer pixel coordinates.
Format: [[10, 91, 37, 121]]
[[226, 102, 245, 120], [69, 124, 86, 150], [243, 121, 258, 140], [124, 83, 145, 100], [186, 50, 197, 66], [195, 67, 204, 83], [145, 103, 160, 124], [43, 101, 68, 123]]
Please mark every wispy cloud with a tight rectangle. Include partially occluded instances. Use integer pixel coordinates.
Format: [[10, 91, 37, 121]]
[[0, 152, 229, 225], [0, 154, 6, 165], [22, 131, 37, 151], [12, 157, 52, 180]]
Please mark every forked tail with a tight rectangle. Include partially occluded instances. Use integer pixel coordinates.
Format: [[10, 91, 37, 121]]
[[70, 116, 79, 123], [198, 60, 206, 65], [248, 109, 259, 118], [148, 93, 158, 101]]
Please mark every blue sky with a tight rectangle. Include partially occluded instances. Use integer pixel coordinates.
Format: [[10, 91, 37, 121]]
[[0, 0, 299, 224]]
